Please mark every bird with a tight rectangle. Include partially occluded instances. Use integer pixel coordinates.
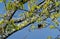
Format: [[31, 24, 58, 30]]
[[38, 24, 43, 29]]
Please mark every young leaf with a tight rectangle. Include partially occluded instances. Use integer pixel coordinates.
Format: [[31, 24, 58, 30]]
[[47, 36, 52, 39], [49, 25, 55, 29], [0, 0, 3, 3], [30, 24, 36, 31]]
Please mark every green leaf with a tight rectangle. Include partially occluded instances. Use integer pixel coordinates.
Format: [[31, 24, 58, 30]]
[[30, 24, 36, 31], [55, 2, 59, 6], [47, 36, 52, 39], [0, 0, 3, 3], [49, 25, 55, 29], [3, 0, 6, 3], [15, 26, 20, 30], [54, 21, 59, 26], [36, 18, 42, 23], [0, 19, 4, 24]]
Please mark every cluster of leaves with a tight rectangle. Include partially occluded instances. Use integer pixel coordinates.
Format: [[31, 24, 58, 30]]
[[0, 0, 60, 39], [0, 0, 3, 2], [47, 36, 52, 39]]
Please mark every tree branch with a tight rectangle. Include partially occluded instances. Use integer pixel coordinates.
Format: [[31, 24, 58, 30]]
[[37, 0, 45, 6], [3, 0, 30, 30], [1, 0, 30, 38], [4, 15, 39, 39], [13, 0, 46, 23], [2, 0, 59, 39]]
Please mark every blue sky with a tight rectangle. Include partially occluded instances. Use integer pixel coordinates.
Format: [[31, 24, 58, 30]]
[[0, 0, 60, 39]]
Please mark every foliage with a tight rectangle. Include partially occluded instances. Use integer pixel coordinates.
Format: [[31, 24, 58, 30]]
[[47, 36, 52, 39], [0, 0, 3, 2], [49, 25, 55, 29], [0, 0, 60, 39]]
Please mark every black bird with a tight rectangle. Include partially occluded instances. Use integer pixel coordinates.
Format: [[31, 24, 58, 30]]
[[38, 24, 43, 29]]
